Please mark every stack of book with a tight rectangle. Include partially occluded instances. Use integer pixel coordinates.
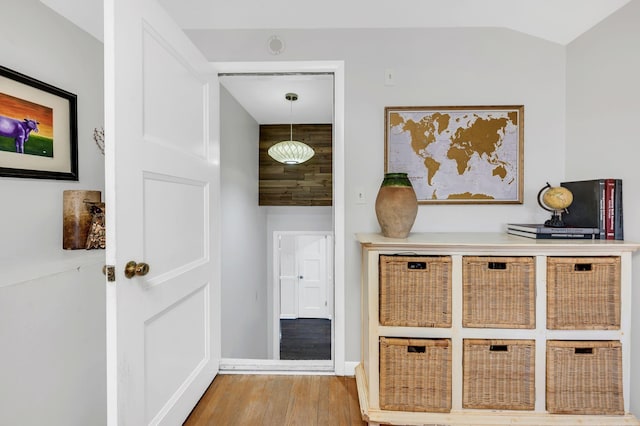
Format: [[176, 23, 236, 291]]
[[561, 178, 623, 240], [507, 224, 600, 239]]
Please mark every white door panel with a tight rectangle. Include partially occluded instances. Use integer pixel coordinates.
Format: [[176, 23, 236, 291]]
[[142, 28, 207, 158], [279, 277, 298, 319], [278, 235, 297, 318], [144, 285, 208, 423], [142, 174, 207, 280], [279, 235, 296, 276], [297, 235, 328, 318], [105, 0, 219, 424]]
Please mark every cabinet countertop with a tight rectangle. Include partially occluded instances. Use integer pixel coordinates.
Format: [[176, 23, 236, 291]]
[[356, 232, 640, 253]]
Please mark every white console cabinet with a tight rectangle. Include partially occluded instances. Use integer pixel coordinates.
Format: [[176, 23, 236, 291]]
[[355, 232, 640, 426]]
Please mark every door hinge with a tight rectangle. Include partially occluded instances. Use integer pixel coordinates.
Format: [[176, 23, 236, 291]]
[[325, 301, 327, 307], [102, 265, 116, 282]]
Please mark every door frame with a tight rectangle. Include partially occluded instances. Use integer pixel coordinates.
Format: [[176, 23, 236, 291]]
[[213, 60, 345, 374], [273, 231, 334, 360]]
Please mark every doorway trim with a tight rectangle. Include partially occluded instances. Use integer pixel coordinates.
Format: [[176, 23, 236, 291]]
[[213, 60, 346, 375]]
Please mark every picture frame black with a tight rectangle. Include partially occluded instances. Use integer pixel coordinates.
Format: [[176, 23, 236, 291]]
[[0, 65, 78, 180]]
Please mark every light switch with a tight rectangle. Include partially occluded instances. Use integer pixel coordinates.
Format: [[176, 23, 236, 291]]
[[384, 68, 396, 86]]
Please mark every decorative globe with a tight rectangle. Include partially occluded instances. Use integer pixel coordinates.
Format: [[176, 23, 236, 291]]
[[537, 183, 574, 227], [541, 186, 573, 210]]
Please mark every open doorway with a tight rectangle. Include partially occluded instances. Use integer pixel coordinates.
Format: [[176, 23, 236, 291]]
[[215, 61, 345, 373], [275, 231, 333, 360]]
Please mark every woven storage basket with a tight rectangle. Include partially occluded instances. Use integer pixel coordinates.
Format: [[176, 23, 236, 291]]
[[379, 255, 452, 327], [379, 337, 452, 412], [463, 339, 535, 410], [546, 340, 623, 414], [547, 257, 620, 330], [462, 256, 535, 329]]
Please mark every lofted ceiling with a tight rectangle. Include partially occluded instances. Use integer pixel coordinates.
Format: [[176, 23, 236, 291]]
[[40, 0, 631, 124], [41, 0, 631, 46], [159, 0, 631, 46]]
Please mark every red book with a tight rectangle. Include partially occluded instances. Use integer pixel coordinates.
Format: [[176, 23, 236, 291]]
[[605, 179, 615, 239]]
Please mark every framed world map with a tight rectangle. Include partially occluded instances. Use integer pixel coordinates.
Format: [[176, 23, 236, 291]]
[[385, 105, 524, 204]]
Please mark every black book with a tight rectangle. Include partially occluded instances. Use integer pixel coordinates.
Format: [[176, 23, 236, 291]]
[[560, 179, 605, 239], [507, 229, 597, 240], [507, 223, 599, 234], [614, 179, 624, 240]]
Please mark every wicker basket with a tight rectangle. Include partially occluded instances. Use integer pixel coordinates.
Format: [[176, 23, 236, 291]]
[[379, 255, 452, 327], [462, 256, 535, 329], [379, 337, 452, 412], [463, 339, 535, 410], [547, 257, 620, 330], [546, 340, 624, 414]]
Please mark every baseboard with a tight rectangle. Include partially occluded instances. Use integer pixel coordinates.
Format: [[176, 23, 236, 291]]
[[220, 358, 334, 375], [280, 315, 297, 319], [218, 358, 359, 377], [343, 361, 358, 376]]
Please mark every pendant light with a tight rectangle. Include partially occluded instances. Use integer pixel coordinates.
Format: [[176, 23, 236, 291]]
[[268, 92, 315, 164]]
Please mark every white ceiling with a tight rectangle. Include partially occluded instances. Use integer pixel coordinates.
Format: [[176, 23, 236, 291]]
[[41, 0, 631, 46], [219, 74, 334, 124], [39, 0, 631, 124], [161, 0, 631, 45]]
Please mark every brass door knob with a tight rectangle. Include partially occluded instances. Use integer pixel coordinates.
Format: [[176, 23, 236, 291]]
[[124, 261, 150, 278]]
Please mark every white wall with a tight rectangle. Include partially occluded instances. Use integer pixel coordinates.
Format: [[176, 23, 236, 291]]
[[0, 259, 105, 426], [219, 86, 268, 358], [566, 0, 640, 415], [0, 1, 105, 258], [189, 27, 567, 362], [0, 0, 106, 424]]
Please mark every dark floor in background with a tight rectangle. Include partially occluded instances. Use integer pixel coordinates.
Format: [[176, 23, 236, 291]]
[[280, 318, 331, 360]]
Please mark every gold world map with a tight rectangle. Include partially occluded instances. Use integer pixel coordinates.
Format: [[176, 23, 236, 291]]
[[387, 109, 520, 201]]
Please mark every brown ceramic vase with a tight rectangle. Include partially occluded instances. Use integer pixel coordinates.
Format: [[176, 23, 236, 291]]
[[375, 173, 418, 238]]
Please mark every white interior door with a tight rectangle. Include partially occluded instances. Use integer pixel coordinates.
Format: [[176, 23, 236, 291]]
[[297, 235, 329, 318], [104, 0, 220, 425]]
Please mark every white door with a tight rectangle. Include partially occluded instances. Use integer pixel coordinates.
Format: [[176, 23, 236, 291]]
[[104, 0, 220, 425], [297, 235, 329, 318]]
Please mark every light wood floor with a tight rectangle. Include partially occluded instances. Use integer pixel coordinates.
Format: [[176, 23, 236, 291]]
[[183, 374, 366, 426]]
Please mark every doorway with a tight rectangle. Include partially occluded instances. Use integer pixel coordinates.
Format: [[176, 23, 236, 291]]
[[215, 61, 345, 373], [275, 232, 333, 360]]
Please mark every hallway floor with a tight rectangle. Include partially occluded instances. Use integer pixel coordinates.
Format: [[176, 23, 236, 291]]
[[183, 374, 365, 425], [280, 318, 331, 360]]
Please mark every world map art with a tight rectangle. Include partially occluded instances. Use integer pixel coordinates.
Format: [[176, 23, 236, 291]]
[[385, 106, 524, 203]]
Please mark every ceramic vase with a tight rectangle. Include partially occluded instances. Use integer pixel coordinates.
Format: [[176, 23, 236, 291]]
[[375, 173, 418, 238]]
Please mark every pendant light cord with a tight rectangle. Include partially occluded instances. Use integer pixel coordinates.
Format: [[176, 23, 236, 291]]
[[289, 98, 294, 141]]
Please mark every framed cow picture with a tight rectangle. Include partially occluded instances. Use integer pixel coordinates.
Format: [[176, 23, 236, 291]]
[[0, 65, 78, 180]]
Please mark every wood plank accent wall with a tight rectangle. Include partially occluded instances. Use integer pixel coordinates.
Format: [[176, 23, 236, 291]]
[[259, 124, 332, 206]]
